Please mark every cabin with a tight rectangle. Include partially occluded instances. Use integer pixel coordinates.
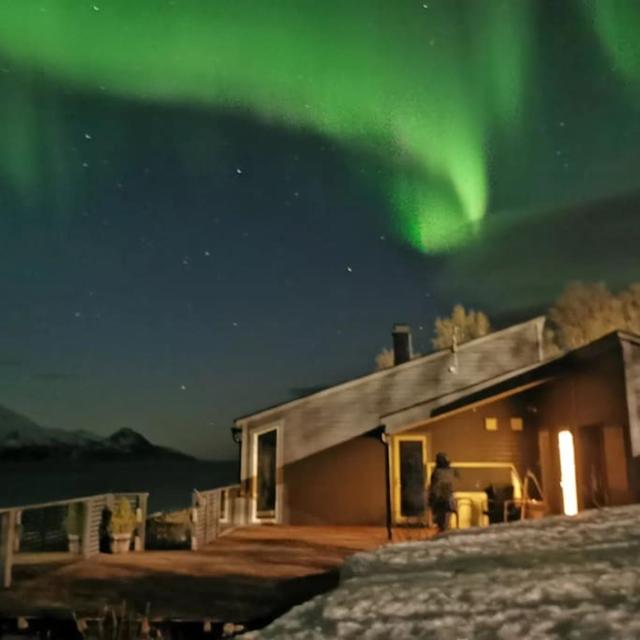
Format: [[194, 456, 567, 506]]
[[230, 318, 640, 531]]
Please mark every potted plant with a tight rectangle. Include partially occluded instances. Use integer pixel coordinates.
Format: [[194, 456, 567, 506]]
[[109, 498, 136, 554]]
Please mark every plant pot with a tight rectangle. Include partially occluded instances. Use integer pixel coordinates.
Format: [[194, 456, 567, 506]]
[[109, 532, 132, 554], [67, 534, 81, 554]]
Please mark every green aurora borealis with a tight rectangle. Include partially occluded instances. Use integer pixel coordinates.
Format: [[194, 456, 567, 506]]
[[2, 0, 636, 253], [589, 1, 640, 86], [0, 0, 640, 252], [2, 1, 640, 455]]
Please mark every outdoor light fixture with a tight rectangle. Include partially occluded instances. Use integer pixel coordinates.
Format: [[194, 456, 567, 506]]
[[558, 430, 578, 516], [231, 426, 243, 444]]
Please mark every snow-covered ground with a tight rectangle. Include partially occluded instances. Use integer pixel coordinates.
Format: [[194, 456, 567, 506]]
[[245, 506, 640, 639]]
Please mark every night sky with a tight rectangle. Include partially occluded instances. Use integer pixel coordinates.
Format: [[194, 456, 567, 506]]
[[1, 1, 639, 459]]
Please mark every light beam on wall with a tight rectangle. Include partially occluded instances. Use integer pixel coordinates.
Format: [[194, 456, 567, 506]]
[[558, 430, 578, 516]]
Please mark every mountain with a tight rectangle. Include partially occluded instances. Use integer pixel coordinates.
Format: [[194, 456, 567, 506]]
[[0, 406, 194, 461]]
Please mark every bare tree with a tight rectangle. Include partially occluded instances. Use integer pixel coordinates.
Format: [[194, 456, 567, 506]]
[[374, 347, 395, 371], [548, 282, 623, 351], [619, 283, 640, 335], [432, 304, 492, 350]]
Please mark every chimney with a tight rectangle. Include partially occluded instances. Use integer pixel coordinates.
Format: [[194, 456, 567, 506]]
[[392, 324, 413, 366]]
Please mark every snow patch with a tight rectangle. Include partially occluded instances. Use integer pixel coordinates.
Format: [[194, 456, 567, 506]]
[[244, 505, 640, 639]]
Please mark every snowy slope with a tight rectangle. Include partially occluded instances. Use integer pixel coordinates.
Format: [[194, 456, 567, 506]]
[[246, 506, 640, 639]]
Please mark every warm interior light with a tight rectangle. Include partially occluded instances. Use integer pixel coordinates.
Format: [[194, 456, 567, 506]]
[[558, 430, 578, 516]]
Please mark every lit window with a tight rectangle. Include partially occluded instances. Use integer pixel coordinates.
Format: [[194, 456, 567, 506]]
[[484, 417, 498, 431], [558, 430, 578, 516], [510, 417, 523, 431]]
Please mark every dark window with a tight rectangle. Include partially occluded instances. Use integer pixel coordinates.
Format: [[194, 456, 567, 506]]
[[399, 441, 425, 517], [256, 429, 277, 518]]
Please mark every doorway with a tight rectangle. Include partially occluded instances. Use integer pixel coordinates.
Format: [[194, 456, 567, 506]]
[[252, 427, 278, 521], [393, 436, 427, 523], [578, 425, 608, 509]]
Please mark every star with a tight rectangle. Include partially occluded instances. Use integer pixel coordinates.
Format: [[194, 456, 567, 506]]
[[180, 384, 187, 391]]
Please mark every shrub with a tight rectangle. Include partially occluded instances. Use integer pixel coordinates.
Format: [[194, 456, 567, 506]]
[[109, 498, 137, 535]]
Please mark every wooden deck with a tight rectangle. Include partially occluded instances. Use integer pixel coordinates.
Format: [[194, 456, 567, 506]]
[[0, 526, 389, 625]]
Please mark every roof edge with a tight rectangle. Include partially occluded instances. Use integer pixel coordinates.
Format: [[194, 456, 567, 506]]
[[382, 328, 640, 433]]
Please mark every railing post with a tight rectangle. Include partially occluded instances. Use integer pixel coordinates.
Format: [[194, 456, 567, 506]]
[[191, 491, 200, 551], [135, 494, 148, 552], [1, 510, 17, 589], [214, 491, 221, 539], [13, 511, 21, 553], [82, 499, 93, 559]]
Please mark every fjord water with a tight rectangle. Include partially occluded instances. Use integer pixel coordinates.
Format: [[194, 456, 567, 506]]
[[0, 459, 237, 513]]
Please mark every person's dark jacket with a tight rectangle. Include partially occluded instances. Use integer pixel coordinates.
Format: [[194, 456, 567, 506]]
[[428, 466, 455, 511]]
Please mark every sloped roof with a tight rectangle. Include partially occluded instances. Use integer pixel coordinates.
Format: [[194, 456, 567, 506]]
[[236, 317, 547, 466], [384, 329, 639, 435], [236, 317, 546, 424]]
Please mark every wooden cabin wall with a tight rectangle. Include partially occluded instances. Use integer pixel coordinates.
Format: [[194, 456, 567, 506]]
[[406, 393, 541, 485], [402, 342, 634, 514], [241, 318, 545, 468], [283, 436, 387, 525], [621, 339, 640, 500], [532, 344, 633, 511]]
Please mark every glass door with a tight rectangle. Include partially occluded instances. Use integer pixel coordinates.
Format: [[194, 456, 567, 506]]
[[393, 435, 427, 523], [254, 428, 278, 520]]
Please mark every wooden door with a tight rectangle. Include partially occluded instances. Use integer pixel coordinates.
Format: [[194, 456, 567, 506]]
[[578, 425, 608, 509]]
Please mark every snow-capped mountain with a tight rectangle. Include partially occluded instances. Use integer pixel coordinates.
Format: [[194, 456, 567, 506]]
[[0, 405, 193, 461]]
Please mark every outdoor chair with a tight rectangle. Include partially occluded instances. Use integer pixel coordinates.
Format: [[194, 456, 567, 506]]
[[484, 484, 521, 524]]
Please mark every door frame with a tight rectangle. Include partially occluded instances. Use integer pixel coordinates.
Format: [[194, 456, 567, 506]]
[[250, 422, 282, 524], [576, 424, 609, 510], [391, 434, 428, 524]]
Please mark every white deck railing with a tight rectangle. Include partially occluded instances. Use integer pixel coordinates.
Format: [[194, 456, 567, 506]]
[[0, 491, 148, 589], [190, 484, 241, 549]]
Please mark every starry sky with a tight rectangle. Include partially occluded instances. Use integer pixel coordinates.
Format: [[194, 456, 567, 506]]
[[1, 1, 640, 459]]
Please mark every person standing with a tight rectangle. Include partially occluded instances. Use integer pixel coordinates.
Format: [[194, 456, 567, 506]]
[[428, 452, 456, 532]]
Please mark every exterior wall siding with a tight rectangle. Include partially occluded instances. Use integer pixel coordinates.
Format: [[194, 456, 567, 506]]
[[400, 340, 635, 515], [283, 436, 387, 525], [404, 393, 540, 487], [622, 338, 640, 456], [621, 338, 640, 499], [532, 343, 633, 510]]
